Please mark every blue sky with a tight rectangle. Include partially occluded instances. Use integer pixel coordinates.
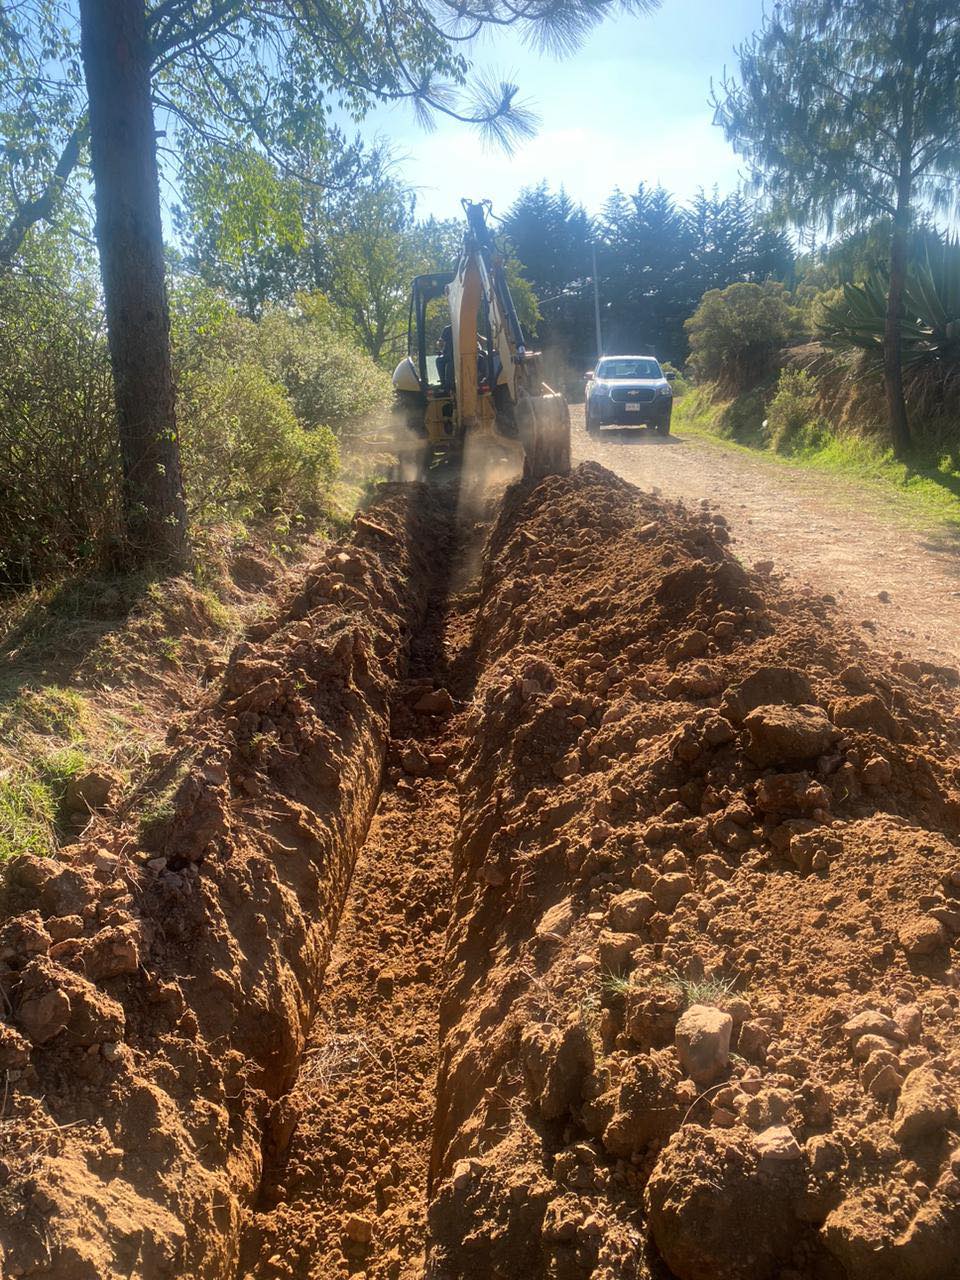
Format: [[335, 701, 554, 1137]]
[[360, 0, 767, 221]]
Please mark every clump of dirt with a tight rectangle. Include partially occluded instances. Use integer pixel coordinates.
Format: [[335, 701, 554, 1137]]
[[427, 462, 960, 1280], [0, 485, 440, 1279]]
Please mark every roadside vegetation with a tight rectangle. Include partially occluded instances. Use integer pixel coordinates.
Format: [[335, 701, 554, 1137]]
[[673, 231, 960, 527]]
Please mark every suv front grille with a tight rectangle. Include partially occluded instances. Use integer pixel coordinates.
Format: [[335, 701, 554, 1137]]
[[610, 387, 656, 404]]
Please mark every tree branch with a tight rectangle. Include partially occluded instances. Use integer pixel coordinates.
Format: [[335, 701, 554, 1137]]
[[0, 117, 88, 269]]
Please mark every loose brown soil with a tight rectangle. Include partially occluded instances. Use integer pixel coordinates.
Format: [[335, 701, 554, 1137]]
[[2, 462, 960, 1280], [570, 405, 960, 669]]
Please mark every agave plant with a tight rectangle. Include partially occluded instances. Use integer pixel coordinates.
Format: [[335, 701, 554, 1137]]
[[818, 239, 960, 376]]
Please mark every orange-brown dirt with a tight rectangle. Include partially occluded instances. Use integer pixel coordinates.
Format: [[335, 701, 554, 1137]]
[[427, 463, 960, 1280], [0, 484, 440, 1277], [2, 462, 960, 1280]]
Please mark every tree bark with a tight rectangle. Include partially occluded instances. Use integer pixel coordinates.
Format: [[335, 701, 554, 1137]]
[[79, 0, 189, 565], [883, 202, 913, 460], [883, 0, 917, 462]]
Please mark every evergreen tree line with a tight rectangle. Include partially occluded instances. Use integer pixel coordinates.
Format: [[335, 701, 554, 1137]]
[[502, 182, 794, 370]]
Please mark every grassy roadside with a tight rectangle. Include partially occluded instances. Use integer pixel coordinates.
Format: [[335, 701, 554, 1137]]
[[674, 385, 960, 532], [0, 513, 352, 863]]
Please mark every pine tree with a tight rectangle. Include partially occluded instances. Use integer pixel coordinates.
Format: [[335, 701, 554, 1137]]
[[714, 0, 960, 457]]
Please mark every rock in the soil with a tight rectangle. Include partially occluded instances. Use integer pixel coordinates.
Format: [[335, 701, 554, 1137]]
[[744, 704, 839, 766], [521, 1021, 594, 1121], [722, 666, 814, 723], [607, 890, 655, 932], [64, 769, 118, 813], [0, 1022, 31, 1069], [675, 1004, 733, 1085], [652, 873, 694, 914], [17, 985, 72, 1044], [860, 755, 893, 786], [843, 1010, 903, 1044], [665, 630, 710, 664], [342, 1214, 373, 1244], [755, 1125, 802, 1163], [601, 1051, 682, 1155], [865, 1063, 904, 1097], [830, 694, 901, 741], [823, 1185, 960, 1280], [536, 897, 574, 939], [414, 687, 454, 715], [0, 911, 52, 965], [737, 1087, 792, 1129], [400, 744, 430, 776], [894, 1003, 923, 1041], [83, 922, 143, 981], [598, 930, 641, 973], [16, 958, 125, 1047], [892, 1068, 956, 1144], [737, 1021, 770, 1061], [646, 1127, 802, 1280], [898, 915, 947, 959], [755, 771, 830, 815]]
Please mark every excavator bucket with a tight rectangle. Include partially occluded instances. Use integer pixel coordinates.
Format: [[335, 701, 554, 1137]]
[[516, 391, 572, 482]]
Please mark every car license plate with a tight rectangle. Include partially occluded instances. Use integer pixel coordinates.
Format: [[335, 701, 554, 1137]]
[[624, 402, 641, 412]]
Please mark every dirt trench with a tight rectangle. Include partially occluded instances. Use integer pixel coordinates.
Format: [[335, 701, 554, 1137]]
[[0, 483, 452, 1279], [3, 462, 960, 1280], [238, 482, 481, 1279]]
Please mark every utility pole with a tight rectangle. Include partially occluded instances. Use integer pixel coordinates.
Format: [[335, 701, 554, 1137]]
[[591, 242, 602, 359]]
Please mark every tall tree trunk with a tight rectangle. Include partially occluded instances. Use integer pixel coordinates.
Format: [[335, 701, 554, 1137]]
[[883, 211, 912, 459], [79, 0, 188, 565], [884, 1, 917, 462]]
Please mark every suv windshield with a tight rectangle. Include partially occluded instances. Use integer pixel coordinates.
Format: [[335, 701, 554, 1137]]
[[597, 358, 662, 380]]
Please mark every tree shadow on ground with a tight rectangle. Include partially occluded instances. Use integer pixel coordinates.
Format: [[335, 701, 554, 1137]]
[[0, 569, 160, 700]]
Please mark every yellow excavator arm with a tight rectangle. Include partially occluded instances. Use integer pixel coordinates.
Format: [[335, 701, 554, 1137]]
[[392, 199, 570, 481]]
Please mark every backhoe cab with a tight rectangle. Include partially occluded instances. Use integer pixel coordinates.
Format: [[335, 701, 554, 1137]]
[[392, 199, 570, 481]]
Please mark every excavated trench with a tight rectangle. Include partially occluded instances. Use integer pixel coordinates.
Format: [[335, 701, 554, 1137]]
[[238, 477, 482, 1279], [3, 463, 960, 1280]]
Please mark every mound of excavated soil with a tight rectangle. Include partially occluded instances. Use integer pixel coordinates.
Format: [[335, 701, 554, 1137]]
[[0, 485, 440, 1279], [427, 462, 960, 1280], [3, 462, 960, 1280]]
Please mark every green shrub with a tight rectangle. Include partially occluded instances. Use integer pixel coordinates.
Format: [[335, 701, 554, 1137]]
[[717, 385, 771, 446], [179, 362, 339, 524], [766, 369, 831, 455], [0, 244, 119, 586], [685, 281, 799, 394], [257, 295, 392, 431]]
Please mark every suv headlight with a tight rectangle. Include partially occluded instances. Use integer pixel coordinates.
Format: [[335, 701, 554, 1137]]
[[657, 384, 672, 397]]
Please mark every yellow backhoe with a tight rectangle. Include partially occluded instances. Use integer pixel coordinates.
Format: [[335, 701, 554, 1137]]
[[391, 199, 570, 481]]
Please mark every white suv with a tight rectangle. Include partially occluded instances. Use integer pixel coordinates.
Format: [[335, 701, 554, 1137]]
[[585, 355, 674, 436]]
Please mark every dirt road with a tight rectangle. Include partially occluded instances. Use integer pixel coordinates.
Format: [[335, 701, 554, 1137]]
[[571, 404, 960, 669]]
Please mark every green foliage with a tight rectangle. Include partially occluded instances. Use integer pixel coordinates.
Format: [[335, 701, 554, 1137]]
[[819, 240, 960, 376], [0, 236, 119, 587], [5, 0, 639, 264], [714, 2, 960, 236], [176, 146, 307, 319], [0, 244, 390, 586], [0, 732, 86, 860], [178, 362, 339, 524], [2, 685, 87, 744], [684, 281, 799, 393], [503, 181, 793, 369], [258, 299, 392, 426], [0, 772, 56, 860], [766, 370, 831, 455]]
